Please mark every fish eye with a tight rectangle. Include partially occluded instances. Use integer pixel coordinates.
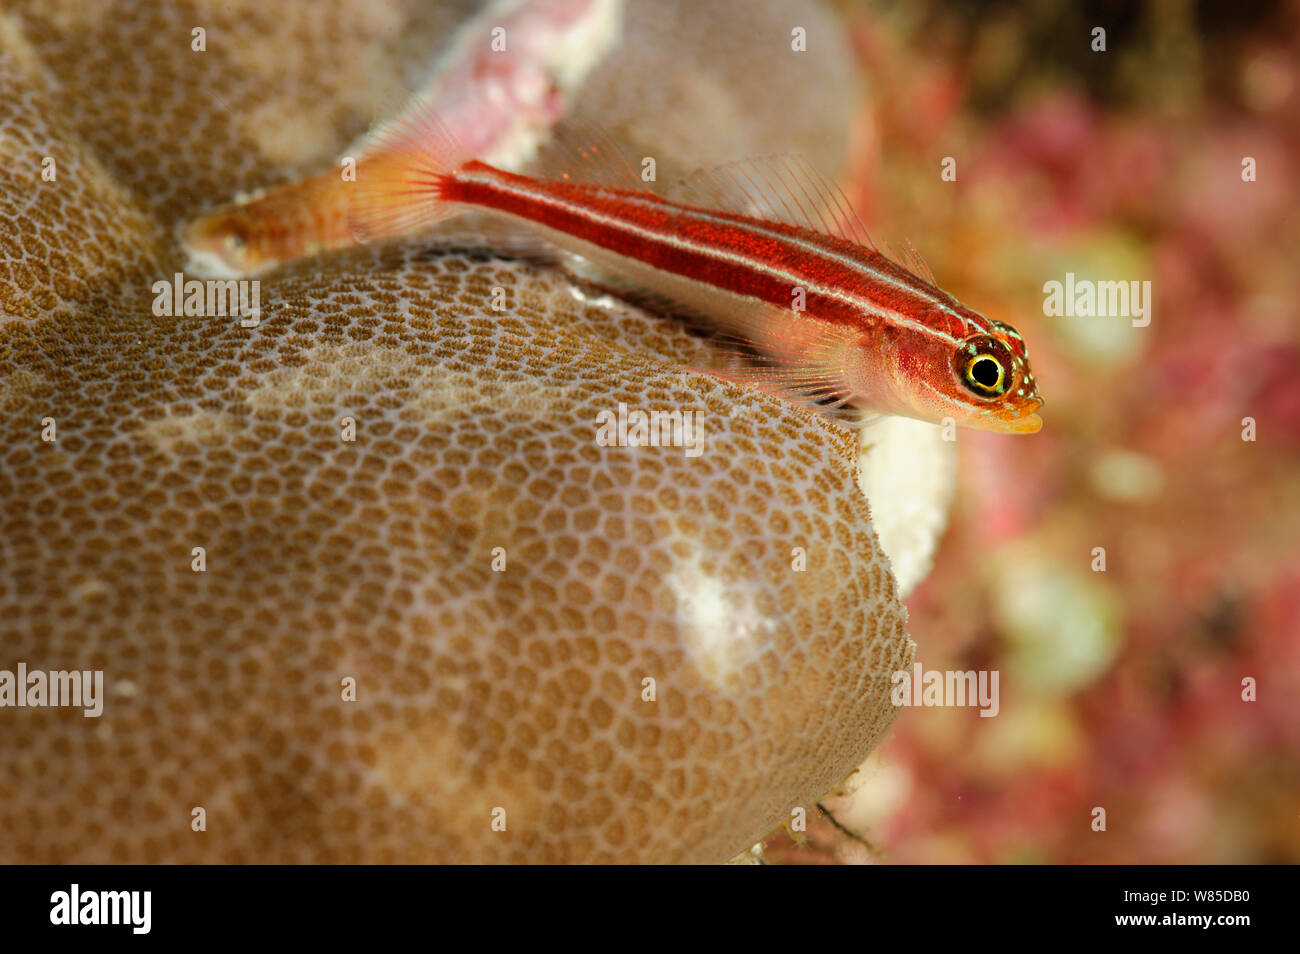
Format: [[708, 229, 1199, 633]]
[[965, 354, 1005, 394], [954, 335, 1018, 399], [224, 230, 246, 251]]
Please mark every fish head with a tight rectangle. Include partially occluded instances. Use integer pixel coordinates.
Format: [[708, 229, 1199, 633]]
[[863, 308, 1044, 434], [948, 319, 1044, 433]]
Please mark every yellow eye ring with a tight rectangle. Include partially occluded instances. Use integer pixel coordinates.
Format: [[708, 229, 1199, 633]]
[[965, 354, 1006, 395]]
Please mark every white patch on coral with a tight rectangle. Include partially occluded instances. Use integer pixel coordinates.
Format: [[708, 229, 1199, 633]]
[[855, 415, 957, 599]]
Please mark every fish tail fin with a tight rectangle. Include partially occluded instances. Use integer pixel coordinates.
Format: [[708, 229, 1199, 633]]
[[348, 96, 471, 243]]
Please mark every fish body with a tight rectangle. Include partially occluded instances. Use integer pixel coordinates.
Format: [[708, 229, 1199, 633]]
[[351, 108, 1044, 434]]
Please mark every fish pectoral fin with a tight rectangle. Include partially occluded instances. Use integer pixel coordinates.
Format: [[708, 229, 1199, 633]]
[[557, 253, 713, 323], [685, 348, 863, 427]]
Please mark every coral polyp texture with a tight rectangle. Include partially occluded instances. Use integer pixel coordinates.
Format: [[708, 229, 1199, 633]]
[[0, 0, 915, 862]]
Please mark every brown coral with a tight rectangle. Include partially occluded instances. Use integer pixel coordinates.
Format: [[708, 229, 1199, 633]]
[[0, 0, 918, 862]]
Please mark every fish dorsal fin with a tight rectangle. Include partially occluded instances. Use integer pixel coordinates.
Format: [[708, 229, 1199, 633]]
[[893, 238, 937, 285], [665, 154, 875, 248], [666, 156, 945, 289], [529, 119, 650, 192]]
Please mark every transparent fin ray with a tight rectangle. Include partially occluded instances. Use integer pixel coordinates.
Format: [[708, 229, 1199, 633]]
[[348, 95, 470, 243], [529, 118, 649, 192], [663, 155, 944, 290], [664, 154, 866, 245]]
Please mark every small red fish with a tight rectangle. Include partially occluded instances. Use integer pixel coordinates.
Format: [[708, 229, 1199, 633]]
[[350, 102, 1044, 433]]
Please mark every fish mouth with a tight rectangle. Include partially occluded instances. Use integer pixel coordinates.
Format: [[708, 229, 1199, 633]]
[[1004, 411, 1043, 434]]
